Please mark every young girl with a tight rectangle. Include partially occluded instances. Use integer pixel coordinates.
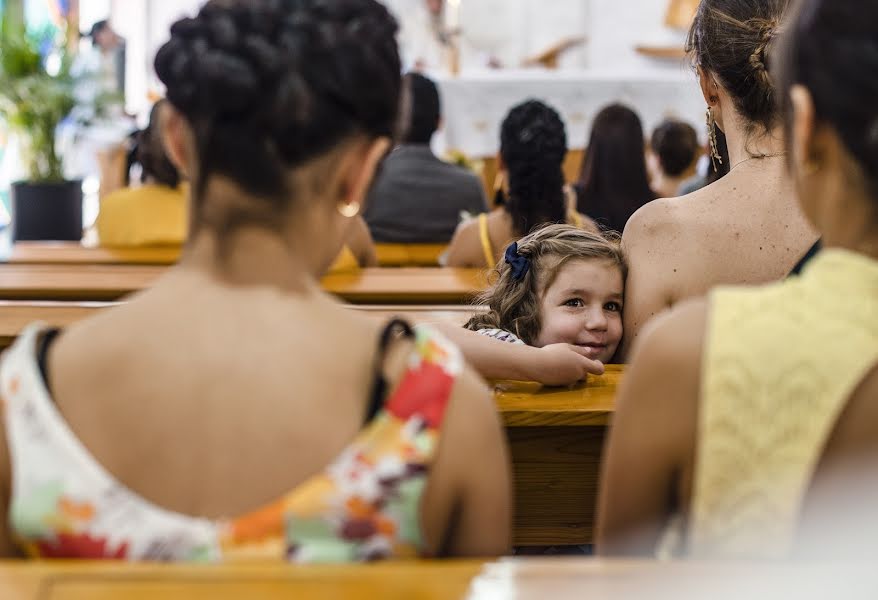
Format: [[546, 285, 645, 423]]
[[465, 223, 626, 364]]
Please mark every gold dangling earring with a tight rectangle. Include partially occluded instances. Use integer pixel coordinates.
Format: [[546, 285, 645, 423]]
[[337, 201, 361, 218], [706, 107, 723, 173]]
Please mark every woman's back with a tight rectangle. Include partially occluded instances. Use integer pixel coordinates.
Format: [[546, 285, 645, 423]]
[[445, 100, 596, 267], [0, 262, 510, 560], [0, 0, 511, 562], [622, 158, 816, 352], [620, 0, 820, 356]]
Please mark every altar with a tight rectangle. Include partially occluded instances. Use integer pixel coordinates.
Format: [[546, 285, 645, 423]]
[[431, 69, 706, 158]]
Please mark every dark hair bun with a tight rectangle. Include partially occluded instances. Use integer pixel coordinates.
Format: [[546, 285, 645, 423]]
[[154, 0, 402, 218], [687, 0, 791, 135]]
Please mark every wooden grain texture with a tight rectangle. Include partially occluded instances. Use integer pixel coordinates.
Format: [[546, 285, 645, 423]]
[[375, 244, 448, 267], [495, 365, 621, 427], [0, 265, 489, 304], [508, 426, 605, 546], [9, 242, 181, 265]]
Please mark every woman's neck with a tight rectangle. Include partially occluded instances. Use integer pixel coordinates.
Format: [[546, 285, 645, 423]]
[[722, 114, 786, 169], [652, 173, 687, 199], [182, 228, 323, 293]]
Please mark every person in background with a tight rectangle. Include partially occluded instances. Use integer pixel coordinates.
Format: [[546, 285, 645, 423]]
[[679, 126, 731, 195], [445, 99, 596, 268], [87, 20, 126, 98], [97, 102, 376, 267], [647, 119, 700, 199], [0, 0, 511, 562], [619, 0, 818, 359], [598, 0, 878, 559], [96, 100, 188, 247], [364, 73, 487, 244], [573, 104, 656, 235]]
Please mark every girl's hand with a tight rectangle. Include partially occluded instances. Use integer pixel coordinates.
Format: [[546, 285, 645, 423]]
[[529, 343, 605, 386]]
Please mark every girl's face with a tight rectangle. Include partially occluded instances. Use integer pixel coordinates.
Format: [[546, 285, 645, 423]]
[[533, 258, 624, 363]]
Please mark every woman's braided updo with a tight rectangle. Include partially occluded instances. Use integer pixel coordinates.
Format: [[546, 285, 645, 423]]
[[154, 0, 401, 233], [686, 0, 791, 137], [500, 100, 568, 238]]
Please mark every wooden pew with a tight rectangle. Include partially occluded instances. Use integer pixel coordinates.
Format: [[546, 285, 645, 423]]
[[375, 243, 447, 267], [0, 265, 488, 304], [0, 301, 613, 547], [0, 560, 484, 600], [10, 242, 449, 269], [9, 242, 181, 265], [2, 558, 866, 600], [497, 372, 618, 546]]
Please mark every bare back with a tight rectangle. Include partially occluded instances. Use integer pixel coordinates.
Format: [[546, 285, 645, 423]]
[[0, 266, 511, 557], [621, 160, 818, 357]]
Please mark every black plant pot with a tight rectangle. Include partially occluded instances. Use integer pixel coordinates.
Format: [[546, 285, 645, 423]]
[[11, 180, 83, 242]]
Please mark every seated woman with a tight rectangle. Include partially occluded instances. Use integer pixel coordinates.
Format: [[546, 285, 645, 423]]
[[465, 224, 626, 365], [619, 0, 819, 358], [0, 0, 511, 562], [597, 0, 878, 558], [96, 100, 189, 247], [572, 104, 656, 235], [444, 100, 596, 268], [97, 102, 376, 272]]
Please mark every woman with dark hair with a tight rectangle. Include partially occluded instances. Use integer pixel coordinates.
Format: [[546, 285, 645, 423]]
[[445, 99, 595, 268], [96, 100, 189, 246], [620, 0, 819, 358], [0, 0, 515, 562], [598, 0, 878, 558], [97, 101, 377, 267], [574, 104, 656, 234]]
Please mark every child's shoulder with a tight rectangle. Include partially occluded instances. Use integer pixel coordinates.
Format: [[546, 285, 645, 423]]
[[475, 328, 526, 345]]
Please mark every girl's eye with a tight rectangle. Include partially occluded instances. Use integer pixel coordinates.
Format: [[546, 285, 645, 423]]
[[605, 302, 623, 313], [564, 298, 584, 308]]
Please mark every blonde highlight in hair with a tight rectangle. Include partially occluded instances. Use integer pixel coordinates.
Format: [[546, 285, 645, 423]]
[[464, 224, 627, 346]]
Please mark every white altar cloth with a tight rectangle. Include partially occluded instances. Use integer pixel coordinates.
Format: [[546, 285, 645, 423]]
[[431, 69, 706, 158]]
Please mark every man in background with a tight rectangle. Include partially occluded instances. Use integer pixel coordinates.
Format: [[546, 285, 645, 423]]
[[364, 73, 487, 244]]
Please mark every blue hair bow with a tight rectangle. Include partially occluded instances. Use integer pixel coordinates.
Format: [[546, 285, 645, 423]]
[[504, 242, 530, 281]]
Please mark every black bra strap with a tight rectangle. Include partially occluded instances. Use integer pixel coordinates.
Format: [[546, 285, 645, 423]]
[[365, 319, 415, 425], [37, 328, 61, 398]]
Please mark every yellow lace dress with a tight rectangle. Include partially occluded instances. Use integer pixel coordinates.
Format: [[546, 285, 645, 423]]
[[686, 249, 878, 558]]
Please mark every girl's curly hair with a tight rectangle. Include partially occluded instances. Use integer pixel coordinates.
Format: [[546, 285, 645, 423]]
[[465, 224, 627, 346]]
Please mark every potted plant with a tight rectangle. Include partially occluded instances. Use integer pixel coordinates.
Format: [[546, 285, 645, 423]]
[[0, 21, 80, 241]]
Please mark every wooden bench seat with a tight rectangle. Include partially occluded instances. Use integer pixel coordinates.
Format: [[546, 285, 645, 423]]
[[8, 242, 182, 266], [0, 265, 488, 304], [375, 243, 448, 267], [9, 242, 449, 269]]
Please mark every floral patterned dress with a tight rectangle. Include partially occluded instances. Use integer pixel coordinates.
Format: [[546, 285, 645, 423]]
[[1, 321, 462, 562]]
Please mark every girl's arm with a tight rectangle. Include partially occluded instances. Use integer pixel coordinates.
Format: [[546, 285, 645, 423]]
[[434, 323, 605, 385]]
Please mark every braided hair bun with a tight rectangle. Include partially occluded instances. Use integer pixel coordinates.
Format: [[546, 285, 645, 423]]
[[154, 0, 401, 221], [500, 100, 568, 237]]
